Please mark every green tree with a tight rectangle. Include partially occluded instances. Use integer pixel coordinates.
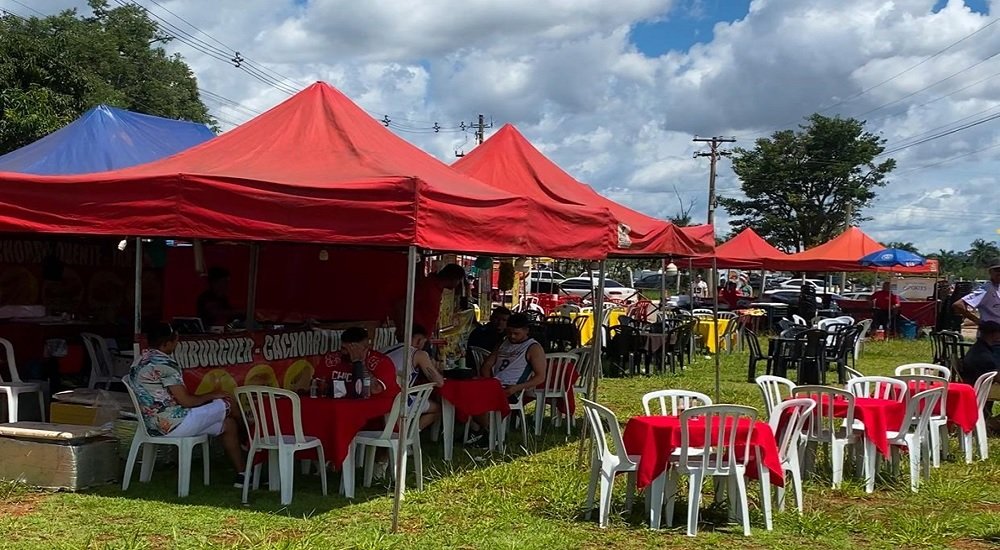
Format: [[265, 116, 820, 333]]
[[966, 239, 1000, 269], [0, 1, 212, 154], [926, 249, 967, 276], [884, 241, 919, 254], [719, 114, 895, 252]]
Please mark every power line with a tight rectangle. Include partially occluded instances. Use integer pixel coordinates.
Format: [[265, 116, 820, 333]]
[[4, 0, 42, 17]]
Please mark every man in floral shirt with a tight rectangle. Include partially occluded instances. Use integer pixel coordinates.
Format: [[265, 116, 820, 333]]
[[126, 322, 246, 487]]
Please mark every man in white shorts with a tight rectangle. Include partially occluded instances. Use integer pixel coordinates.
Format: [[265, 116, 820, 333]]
[[384, 324, 444, 429], [126, 322, 246, 488]]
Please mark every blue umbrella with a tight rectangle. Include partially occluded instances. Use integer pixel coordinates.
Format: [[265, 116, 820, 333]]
[[858, 248, 926, 268]]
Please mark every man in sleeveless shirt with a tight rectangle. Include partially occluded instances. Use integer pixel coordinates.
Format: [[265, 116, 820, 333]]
[[384, 325, 444, 430], [469, 313, 546, 444]]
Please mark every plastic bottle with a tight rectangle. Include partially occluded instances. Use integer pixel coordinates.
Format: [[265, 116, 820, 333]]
[[362, 368, 372, 399], [309, 378, 318, 398], [351, 360, 365, 398]]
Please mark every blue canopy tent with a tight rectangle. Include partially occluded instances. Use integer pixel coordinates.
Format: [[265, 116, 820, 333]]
[[0, 105, 215, 175]]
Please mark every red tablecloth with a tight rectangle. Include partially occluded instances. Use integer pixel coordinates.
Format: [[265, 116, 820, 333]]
[[622, 415, 784, 489], [819, 396, 905, 458], [906, 381, 979, 433], [265, 394, 395, 468], [438, 378, 511, 422]]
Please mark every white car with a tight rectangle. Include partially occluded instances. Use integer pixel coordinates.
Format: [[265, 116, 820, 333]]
[[837, 292, 873, 301], [526, 269, 566, 294], [559, 277, 638, 303], [779, 278, 827, 291]]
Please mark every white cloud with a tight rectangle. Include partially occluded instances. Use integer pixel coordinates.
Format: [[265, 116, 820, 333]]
[[5, 0, 1000, 251]]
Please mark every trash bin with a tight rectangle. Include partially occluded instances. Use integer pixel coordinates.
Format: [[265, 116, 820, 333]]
[[901, 320, 918, 340]]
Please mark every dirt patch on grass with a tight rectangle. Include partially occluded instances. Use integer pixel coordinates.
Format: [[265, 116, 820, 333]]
[[948, 539, 998, 549], [0, 494, 44, 517]]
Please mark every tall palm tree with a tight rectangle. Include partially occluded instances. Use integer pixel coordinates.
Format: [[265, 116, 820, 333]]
[[967, 239, 1000, 269]]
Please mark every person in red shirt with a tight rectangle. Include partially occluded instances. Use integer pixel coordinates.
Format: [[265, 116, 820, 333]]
[[319, 327, 400, 398], [719, 280, 740, 309], [392, 263, 466, 340], [869, 281, 901, 333]]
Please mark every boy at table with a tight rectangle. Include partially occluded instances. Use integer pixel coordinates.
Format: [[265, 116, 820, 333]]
[[320, 327, 399, 397], [126, 322, 246, 488], [384, 324, 444, 430], [468, 313, 547, 445]]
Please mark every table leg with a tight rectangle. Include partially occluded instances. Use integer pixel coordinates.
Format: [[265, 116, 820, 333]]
[[488, 412, 497, 452], [758, 450, 773, 531], [648, 471, 666, 529], [443, 399, 456, 462], [341, 440, 355, 499]]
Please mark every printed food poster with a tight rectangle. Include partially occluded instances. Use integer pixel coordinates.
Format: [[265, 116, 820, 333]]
[[141, 329, 344, 395]]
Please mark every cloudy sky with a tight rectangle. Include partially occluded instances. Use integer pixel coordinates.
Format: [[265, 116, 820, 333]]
[[8, 0, 1000, 253]]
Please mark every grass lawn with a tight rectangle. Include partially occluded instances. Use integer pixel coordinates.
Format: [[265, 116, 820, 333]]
[[1, 339, 998, 549]]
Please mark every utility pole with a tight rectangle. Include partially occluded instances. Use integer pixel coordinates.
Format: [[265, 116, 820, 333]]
[[454, 114, 493, 157], [693, 136, 735, 226]]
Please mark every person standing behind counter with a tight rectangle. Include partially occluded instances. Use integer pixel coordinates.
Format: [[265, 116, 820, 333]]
[[197, 267, 234, 330], [391, 263, 466, 340]]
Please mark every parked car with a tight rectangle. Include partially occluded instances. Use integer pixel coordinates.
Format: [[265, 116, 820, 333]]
[[837, 292, 873, 301], [525, 269, 566, 294], [634, 273, 671, 289], [778, 278, 828, 291], [762, 289, 823, 305], [559, 277, 638, 302]]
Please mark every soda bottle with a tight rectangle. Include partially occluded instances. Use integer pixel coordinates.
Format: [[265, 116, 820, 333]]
[[309, 378, 318, 398], [351, 360, 365, 398], [362, 368, 372, 398]]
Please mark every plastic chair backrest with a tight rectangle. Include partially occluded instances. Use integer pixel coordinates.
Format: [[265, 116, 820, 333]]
[[756, 375, 795, 414], [692, 309, 713, 315], [744, 328, 764, 359], [569, 347, 593, 385], [844, 366, 865, 381], [769, 398, 816, 461], [642, 389, 713, 416], [974, 371, 997, 409], [855, 319, 873, 338], [121, 377, 153, 438], [847, 376, 908, 403], [678, 404, 757, 472], [816, 319, 846, 332], [792, 314, 808, 326], [542, 353, 577, 395], [895, 363, 951, 379], [581, 398, 630, 464], [236, 385, 309, 447], [0, 337, 24, 383], [546, 315, 574, 325], [893, 374, 948, 414], [556, 303, 582, 316], [370, 383, 436, 442], [895, 387, 944, 437], [834, 316, 855, 325], [792, 385, 855, 440], [81, 332, 114, 384], [716, 312, 738, 320], [468, 346, 492, 370]]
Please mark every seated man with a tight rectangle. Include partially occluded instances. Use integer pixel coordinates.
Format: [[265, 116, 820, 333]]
[[870, 282, 901, 333], [384, 324, 444, 429], [322, 327, 399, 397], [467, 306, 511, 358], [469, 313, 546, 444], [126, 322, 246, 487], [961, 321, 1000, 418]]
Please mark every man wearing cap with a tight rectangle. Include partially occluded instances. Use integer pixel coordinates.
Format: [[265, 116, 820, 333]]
[[953, 260, 1000, 328]]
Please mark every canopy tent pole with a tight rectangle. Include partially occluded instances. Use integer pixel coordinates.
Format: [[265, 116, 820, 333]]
[[688, 258, 694, 362], [391, 245, 417, 533], [712, 257, 721, 402], [660, 258, 668, 373], [577, 260, 605, 466], [245, 243, 260, 330], [133, 238, 142, 351]]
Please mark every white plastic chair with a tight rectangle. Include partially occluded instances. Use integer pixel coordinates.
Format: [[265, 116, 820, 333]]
[[865, 387, 943, 493], [692, 308, 713, 315], [534, 353, 576, 436], [716, 312, 738, 320], [468, 346, 492, 371], [894, 374, 949, 467], [768, 398, 815, 514], [853, 319, 873, 361], [663, 404, 759, 536], [0, 338, 45, 422], [641, 389, 712, 416], [847, 376, 908, 403], [834, 315, 855, 326], [895, 363, 951, 379], [355, 383, 434, 497], [791, 314, 807, 326], [755, 375, 795, 416], [236, 386, 327, 506], [80, 333, 118, 389], [792, 385, 860, 488], [963, 371, 996, 463], [844, 366, 865, 382], [122, 378, 210, 498], [569, 346, 594, 397], [581, 399, 638, 528]]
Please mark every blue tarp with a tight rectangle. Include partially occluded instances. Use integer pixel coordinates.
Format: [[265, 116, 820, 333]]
[[0, 105, 215, 175]]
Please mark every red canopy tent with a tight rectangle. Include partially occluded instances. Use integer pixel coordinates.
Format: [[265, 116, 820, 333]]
[[452, 124, 713, 257], [690, 228, 791, 268], [771, 227, 938, 273], [0, 83, 615, 260]]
